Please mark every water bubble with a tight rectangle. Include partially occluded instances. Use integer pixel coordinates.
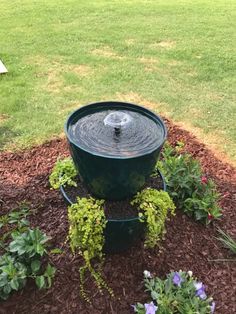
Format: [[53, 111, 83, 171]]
[[103, 111, 132, 129]]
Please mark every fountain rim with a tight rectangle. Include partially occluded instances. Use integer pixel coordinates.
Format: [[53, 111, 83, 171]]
[[64, 101, 167, 160]]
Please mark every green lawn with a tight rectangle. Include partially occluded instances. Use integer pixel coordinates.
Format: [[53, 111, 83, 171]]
[[0, 0, 235, 164]]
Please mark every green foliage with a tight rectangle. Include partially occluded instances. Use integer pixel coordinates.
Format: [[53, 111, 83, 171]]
[[217, 228, 236, 255], [6, 206, 30, 225], [50, 248, 63, 255], [131, 189, 175, 248], [134, 271, 215, 314], [0, 254, 27, 300], [49, 158, 77, 189], [68, 197, 106, 259], [40, 264, 56, 289], [68, 197, 112, 301], [9, 228, 49, 257], [0, 205, 30, 248], [0, 207, 56, 300], [157, 144, 222, 224]]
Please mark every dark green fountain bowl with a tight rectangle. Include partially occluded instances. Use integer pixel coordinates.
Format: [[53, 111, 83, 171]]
[[60, 170, 166, 253], [65, 101, 167, 200]]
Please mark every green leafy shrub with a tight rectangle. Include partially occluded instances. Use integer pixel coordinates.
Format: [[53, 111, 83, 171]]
[[68, 197, 112, 301], [131, 189, 175, 248], [157, 144, 222, 224], [0, 205, 30, 248], [0, 207, 56, 300], [0, 254, 27, 299], [133, 270, 215, 313], [49, 157, 77, 189], [9, 228, 49, 257]]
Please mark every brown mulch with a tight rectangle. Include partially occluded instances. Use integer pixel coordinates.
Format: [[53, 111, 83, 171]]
[[0, 118, 236, 314]]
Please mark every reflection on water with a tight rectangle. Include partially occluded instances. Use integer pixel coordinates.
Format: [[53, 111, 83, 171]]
[[69, 110, 164, 158]]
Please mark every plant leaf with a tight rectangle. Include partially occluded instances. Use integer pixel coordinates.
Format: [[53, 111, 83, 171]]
[[44, 264, 56, 278], [31, 260, 41, 273], [10, 278, 19, 291], [35, 276, 45, 289], [50, 248, 63, 254]]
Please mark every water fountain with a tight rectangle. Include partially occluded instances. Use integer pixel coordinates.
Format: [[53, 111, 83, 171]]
[[61, 101, 167, 252]]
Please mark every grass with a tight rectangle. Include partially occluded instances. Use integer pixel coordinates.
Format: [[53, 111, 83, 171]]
[[0, 0, 235, 165], [217, 228, 236, 255]]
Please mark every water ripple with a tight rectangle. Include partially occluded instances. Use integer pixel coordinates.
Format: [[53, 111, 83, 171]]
[[69, 110, 164, 157]]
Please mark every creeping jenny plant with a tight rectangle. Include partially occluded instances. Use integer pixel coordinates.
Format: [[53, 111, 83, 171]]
[[131, 189, 175, 248], [49, 157, 77, 189], [68, 197, 113, 301]]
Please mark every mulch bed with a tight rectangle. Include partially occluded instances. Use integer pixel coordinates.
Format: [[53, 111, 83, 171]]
[[0, 118, 236, 314]]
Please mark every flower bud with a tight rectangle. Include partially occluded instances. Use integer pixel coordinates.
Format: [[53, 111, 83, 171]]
[[208, 213, 213, 220], [143, 270, 152, 278], [187, 270, 193, 277], [201, 176, 208, 184]]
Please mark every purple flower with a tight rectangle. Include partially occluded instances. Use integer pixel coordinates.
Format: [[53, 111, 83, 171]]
[[144, 301, 158, 314], [172, 272, 183, 287], [210, 301, 216, 313], [194, 282, 207, 300], [131, 305, 137, 312]]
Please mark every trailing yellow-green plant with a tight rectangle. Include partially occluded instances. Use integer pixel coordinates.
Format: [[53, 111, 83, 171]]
[[68, 197, 113, 302], [49, 158, 77, 189], [131, 189, 175, 248]]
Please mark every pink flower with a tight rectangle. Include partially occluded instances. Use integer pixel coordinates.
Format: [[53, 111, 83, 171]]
[[201, 176, 208, 184], [208, 213, 213, 220]]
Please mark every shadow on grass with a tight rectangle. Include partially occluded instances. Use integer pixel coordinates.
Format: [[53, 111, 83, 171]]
[[0, 126, 20, 150]]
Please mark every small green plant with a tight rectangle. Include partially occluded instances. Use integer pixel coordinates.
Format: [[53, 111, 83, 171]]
[[49, 157, 77, 189], [9, 228, 50, 257], [68, 197, 113, 302], [0, 205, 30, 248], [217, 228, 236, 255], [3, 205, 30, 226], [0, 254, 27, 299], [0, 207, 56, 300], [133, 270, 215, 313], [157, 144, 222, 224], [131, 189, 175, 248]]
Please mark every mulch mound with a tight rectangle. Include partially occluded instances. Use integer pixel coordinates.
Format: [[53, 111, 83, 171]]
[[0, 118, 236, 314]]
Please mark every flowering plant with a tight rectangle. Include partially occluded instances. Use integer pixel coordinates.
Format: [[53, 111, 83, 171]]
[[133, 270, 215, 314], [157, 144, 222, 224]]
